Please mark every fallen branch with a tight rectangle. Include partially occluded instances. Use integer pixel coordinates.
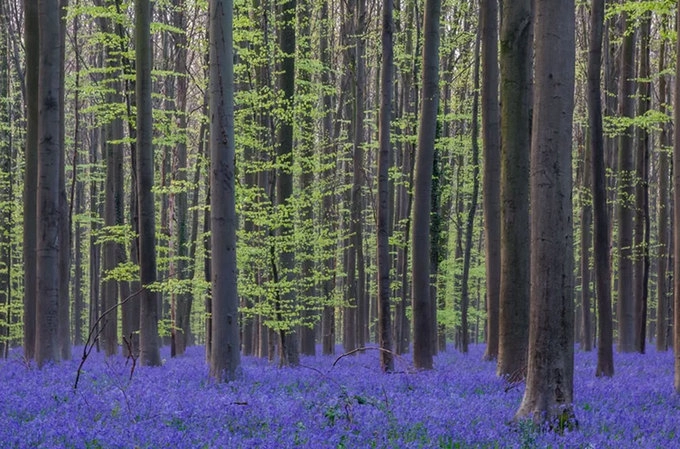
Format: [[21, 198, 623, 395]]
[[73, 288, 143, 392]]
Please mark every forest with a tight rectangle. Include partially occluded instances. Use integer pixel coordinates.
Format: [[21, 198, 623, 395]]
[[1, 0, 680, 446]]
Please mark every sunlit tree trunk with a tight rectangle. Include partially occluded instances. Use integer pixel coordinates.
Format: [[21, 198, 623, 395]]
[[673, 5, 680, 393], [515, 0, 576, 425]]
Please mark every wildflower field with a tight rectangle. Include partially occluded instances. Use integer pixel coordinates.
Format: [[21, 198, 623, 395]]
[[1, 344, 678, 448]]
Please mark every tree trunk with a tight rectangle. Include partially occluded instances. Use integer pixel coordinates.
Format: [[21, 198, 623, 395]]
[[459, 30, 481, 354], [481, 0, 501, 362], [616, 9, 635, 353], [135, 0, 161, 367], [23, 0, 38, 361], [411, 0, 440, 370], [656, 28, 670, 352], [515, 0, 576, 426], [580, 138, 592, 352], [209, 0, 241, 380], [498, 0, 531, 378], [170, 0, 192, 357], [35, 0, 63, 367], [377, 0, 394, 372], [673, 5, 680, 393], [633, 14, 650, 355]]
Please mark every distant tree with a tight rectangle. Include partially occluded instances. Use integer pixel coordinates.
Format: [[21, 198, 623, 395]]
[[35, 0, 63, 367], [587, 0, 613, 377], [209, 0, 241, 381], [481, 0, 501, 362], [498, 0, 531, 378], [515, 0, 576, 426], [616, 9, 635, 354], [411, 0, 441, 370], [673, 4, 680, 393], [376, 0, 394, 372], [656, 22, 670, 352], [135, 0, 161, 367]]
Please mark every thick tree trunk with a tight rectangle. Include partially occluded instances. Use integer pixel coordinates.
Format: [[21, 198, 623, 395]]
[[498, 0, 531, 378], [515, 0, 576, 426], [136, 0, 161, 367], [209, 0, 241, 380], [411, 0, 440, 370], [481, 0, 501, 362], [35, 0, 63, 367]]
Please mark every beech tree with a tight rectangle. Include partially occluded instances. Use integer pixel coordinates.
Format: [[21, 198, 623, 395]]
[[209, 0, 241, 381], [498, 0, 531, 379], [515, 0, 576, 426], [587, 0, 613, 377], [135, 0, 161, 367], [411, 0, 441, 370]]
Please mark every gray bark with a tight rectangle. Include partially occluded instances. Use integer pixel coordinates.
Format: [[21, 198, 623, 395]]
[[411, 0, 440, 370], [515, 0, 576, 426], [481, 0, 501, 362], [498, 0, 531, 378], [135, 0, 161, 367], [35, 0, 63, 367], [209, 0, 241, 381]]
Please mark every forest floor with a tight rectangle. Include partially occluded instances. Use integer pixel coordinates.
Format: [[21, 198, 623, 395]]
[[0, 343, 678, 448]]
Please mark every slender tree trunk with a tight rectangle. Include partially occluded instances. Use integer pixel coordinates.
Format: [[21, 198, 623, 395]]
[[377, 0, 394, 372], [656, 29, 669, 352], [633, 14, 650, 354], [136, 0, 161, 367], [498, 0, 531, 378], [459, 30, 481, 355], [515, 0, 576, 425], [481, 0, 501, 362], [580, 138, 592, 352], [411, 0, 440, 370], [617, 9, 635, 353]]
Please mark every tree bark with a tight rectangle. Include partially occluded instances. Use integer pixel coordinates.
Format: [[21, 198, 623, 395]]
[[616, 9, 635, 353], [515, 0, 576, 426], [35, 0, 63, 367], [673, 5, 680, 393], [135, 0, 161, 367], [209, 0, 241, 380], [377, 0, 394, 372], [23, 0, 38, 361], [481, 0, 501, 362], [411, 0, 440, 370], [498, 0, 531, 378]]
